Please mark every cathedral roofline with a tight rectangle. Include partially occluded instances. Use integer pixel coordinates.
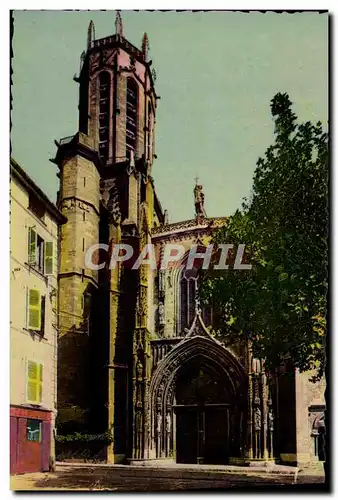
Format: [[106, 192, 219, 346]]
[[51, 132, 102, 174], [90, 34, 145, 62]]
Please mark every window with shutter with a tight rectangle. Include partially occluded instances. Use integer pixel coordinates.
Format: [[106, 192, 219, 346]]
[[28, 289, 41, 330], [27, 361, 43, 403], [40, 296, 46, 336], [28, 227, 37, 265], [39, 364, 43, 402], [44, 242, 53, 275], [28, 228, 46, 274], [36, 235, 44, 274]]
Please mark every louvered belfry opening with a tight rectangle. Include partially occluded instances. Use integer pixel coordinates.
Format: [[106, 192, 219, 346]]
[[98, 72, 110, 162], [147, 101, 152, 160], [126, 78, 138, 156]]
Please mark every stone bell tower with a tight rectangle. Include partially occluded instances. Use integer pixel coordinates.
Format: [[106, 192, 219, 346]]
[[77, 12, 157, 168], [52, 12, 163, 463]]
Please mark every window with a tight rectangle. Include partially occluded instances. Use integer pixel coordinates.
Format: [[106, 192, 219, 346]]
[[180, 270, 197, 331], [27, 419, 41, 442], [126, 78, 138, 155], [98, 72, 110, 162], [179, 262, 213, 332], [28, 289, 45, 335], [36, 235, 44, 274], [28, 227, 37, 265], [28, 228, 54, 276], [27, 361, 43, 403], [44, 242, 54, 275]]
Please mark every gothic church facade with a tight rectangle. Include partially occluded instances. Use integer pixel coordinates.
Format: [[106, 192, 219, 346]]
[[52, 14, 325, 467]]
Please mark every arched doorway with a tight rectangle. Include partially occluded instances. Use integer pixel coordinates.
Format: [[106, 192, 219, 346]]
[[149, 336, 247, 465], [312, 413, 325, 462]]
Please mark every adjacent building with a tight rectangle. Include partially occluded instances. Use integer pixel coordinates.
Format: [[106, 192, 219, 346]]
[[10, 158, 66, 474]]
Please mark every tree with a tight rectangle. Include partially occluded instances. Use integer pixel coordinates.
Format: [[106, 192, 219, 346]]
[[200, 93, 328, 378]]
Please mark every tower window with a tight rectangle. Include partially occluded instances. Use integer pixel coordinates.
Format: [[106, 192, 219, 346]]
[[126, 78, 138, 156], [98, 72, 111, 162]]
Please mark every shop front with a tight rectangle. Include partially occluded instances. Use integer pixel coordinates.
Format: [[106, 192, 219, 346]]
[[10, 405, 52, 474]]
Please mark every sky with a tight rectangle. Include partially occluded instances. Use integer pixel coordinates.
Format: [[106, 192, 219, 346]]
[[11, 10, 328, 222]]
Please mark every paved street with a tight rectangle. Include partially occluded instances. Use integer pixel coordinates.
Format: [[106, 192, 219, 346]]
[[10, 463, 326, 492]]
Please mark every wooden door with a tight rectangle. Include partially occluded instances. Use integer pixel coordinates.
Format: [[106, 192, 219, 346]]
[[204, 406, 229, 464], [176, 407, 198, 464]]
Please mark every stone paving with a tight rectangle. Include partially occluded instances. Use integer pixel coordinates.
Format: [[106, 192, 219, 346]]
[[10, 462, 326, 492]]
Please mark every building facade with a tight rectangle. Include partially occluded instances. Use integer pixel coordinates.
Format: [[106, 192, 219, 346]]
[[52, 14, 325, 467], [10, 159, 66, 474]]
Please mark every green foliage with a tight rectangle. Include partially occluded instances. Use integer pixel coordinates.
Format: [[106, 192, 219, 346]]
[[200, 92, 328, 378]]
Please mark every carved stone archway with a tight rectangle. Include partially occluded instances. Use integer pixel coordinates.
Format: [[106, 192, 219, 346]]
[[311, 412, 325, 461], [149, 335, 247, 462]]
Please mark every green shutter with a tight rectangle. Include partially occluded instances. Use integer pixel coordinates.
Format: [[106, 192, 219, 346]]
[[45, 241, 53, 275], [28, 289, 41, 330], [28, 227, 37, 265], [27, 361, 43, 403], [27, 360, 38, 402]]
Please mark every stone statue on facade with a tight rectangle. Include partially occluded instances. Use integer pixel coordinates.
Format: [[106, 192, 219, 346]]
[[254, 407, 262, 431], [159, 270, 165, 295], [135, 410, 142, 457], [268, 408, 274, 431], [167, 270, 172, 288], [157, 413, 162, 434], [194, 183, 206, 217], [158, 301, 165, 326], [165, 412, 171, 433], [100, 179, 121, 225], [136, 360, 143, 381]]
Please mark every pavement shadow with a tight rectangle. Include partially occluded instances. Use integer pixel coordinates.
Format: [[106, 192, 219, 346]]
[[17, 466, 327, 492]]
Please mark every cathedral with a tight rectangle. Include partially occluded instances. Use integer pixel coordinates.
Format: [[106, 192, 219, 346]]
[[52, 13, 325, 467]]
